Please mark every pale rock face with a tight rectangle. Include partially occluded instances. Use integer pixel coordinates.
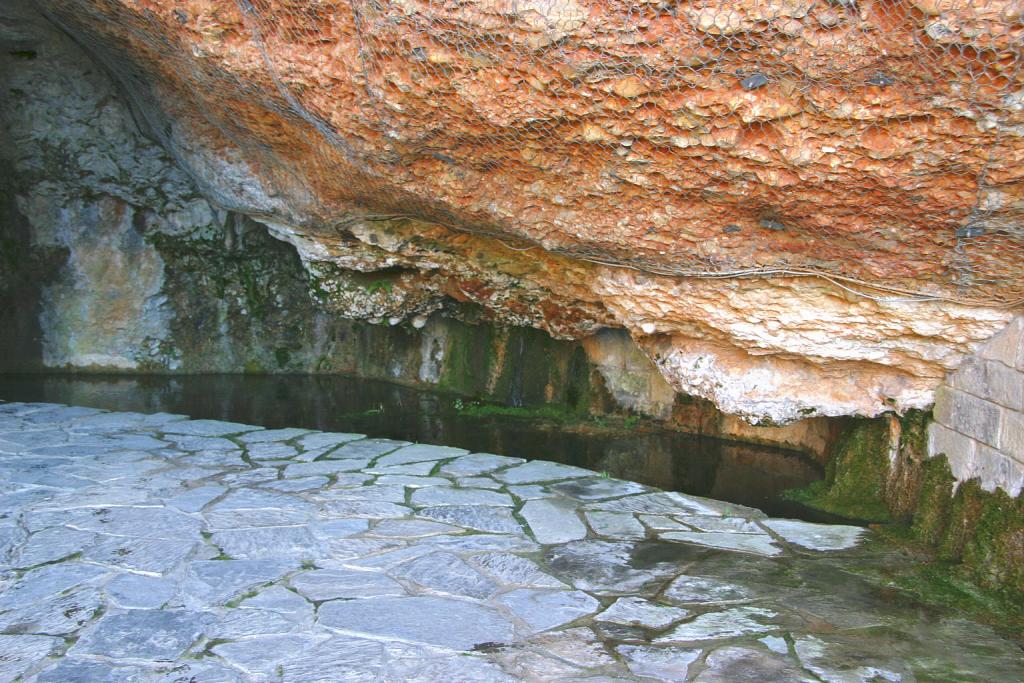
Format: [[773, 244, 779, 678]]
[[36, 198, 171, 370]]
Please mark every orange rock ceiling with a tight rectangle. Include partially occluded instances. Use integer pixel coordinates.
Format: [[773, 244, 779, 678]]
[[33, 0, 1024, 421]]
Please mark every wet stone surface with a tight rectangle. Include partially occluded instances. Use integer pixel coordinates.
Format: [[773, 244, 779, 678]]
[[0, 401, 1020, 681]]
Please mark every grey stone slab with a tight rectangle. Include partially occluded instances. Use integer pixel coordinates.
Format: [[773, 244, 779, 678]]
[[761, 519, 865, 551], [72, 610, 210, 661], [597, 597, 690, 629], [246, 442, 299, 460], [440, 453, 525, 476], [586, 510, 646, 539], [424, 533, 540, 553], [12, 526, 97, 568], [376, 475, 451, 488], [695, 646, 816, 683], [207, 608, 304, 638], [550, 477, 651, 500], [389, 550, 498, 599], [318, 595, 514, 650], [178, 450, 245, 468], [368, 518, 462, 538], [182, 559, 299, 607], [760, 635, 789, 654], [283, 459, 371, 478], [299, 432, 365, 451], [375, 443, 468, 467], [211, 526, 321, 561], [507, 484, 553, 500], [663, 575, 753, 605], [521, 498, 588, 544], [82, 536, 196, 574], [660, 531, 782, 556], [162, 420, 263, 437], [205, 489, 316, 528], [279, 636, 385, 682], [290, 568, 405, 601], [328, 438, 410, 460], [322, 500, 411, 518], [617, 645, 702, 681], [544, 541, 660, 595], [382, 645, 515, 683], [454, 476, 501, 490], [411, 486, 514, 507], [0, 563, 108, 610], [0, 524, 26, 563], [525, 626, 617, 668], [164, 485, 226, 512], [319, 484, 408, 503], [494, 460, 594, 484], [418, 505, 522, 533], [366, 461, 438, 476], [0, 586, 102, 635], [211, 634, 324, 677], [656, 607, 777, 643], [164, 435, 240, 452], [318, 538, 403, 562], [591, 492, 723, 517], [468, 552, 566, 588], [105, 573, 177, 609], [793, 634, 911, 683], [238, 428, 313, 444], [149, 661, 247, 682], [492, 648, 586, 680], [0, 634, 62, 680], [683, 516, 767, 534], [205, 507, 313, 529], [262, 475, 329, 492], [344, 544, 437, 570], [239, 585, 312, 620], [497, 588, 599, 632], [64, 505, 205, 541], [34, 658, 150, 683], [311, 518, 371, 539]]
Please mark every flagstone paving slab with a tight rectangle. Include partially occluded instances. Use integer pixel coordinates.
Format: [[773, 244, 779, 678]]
[[0, 401, 1018, 682]]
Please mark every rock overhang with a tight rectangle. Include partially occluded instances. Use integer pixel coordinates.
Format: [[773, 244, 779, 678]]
[[14, 0, 1024, 421]]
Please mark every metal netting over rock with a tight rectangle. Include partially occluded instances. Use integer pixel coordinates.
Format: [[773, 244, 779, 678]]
[[37, 0, 1024, 307]]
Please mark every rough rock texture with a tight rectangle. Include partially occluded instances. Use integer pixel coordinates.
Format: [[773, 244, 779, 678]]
[[9, 0, 1024, 421]]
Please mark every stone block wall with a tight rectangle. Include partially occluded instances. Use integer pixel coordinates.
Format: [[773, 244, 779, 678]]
[[929, 315, 1024, 496]]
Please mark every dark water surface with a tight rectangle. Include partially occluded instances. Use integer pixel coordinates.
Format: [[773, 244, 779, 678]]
[[0, 373, 832, 520]]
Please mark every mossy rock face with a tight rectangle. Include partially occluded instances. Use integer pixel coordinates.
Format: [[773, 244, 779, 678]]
[[789, 408, 1023, 603], [782, 417, 892, 522], [912, 460, 1024, 599]]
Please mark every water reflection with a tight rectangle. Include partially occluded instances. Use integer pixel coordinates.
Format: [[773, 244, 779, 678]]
[[0, 373, 826, 518]]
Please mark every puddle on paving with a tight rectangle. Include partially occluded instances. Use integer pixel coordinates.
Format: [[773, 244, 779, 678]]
[[0, 373, 830, 520]]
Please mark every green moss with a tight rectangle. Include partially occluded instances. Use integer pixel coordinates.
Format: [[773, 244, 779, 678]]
[[243, 359, 265, 374], [782, 418, 892, 522], [906, 458, 1024, 599], [911, 456, 957, 546], [455, 402, 576, 421], [875, 527, 1024, 638], [438, 320, 493, 394]]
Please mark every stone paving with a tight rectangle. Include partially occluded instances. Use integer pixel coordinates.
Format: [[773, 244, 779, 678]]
[[0, 401, 1021, 682]]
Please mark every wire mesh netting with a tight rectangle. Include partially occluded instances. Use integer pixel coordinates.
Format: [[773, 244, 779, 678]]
[[44, 0, 1024, 307]]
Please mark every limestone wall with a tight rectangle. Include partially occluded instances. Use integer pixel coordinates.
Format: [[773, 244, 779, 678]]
[[929, 315, 1024, 497]]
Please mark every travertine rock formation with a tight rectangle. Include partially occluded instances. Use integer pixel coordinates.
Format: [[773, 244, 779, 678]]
[[24, 0, 1024, 421]]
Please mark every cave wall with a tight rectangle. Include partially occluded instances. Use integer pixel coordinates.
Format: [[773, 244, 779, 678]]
[[0, 0, 840, 457], [19, 0, 1022, 424]]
